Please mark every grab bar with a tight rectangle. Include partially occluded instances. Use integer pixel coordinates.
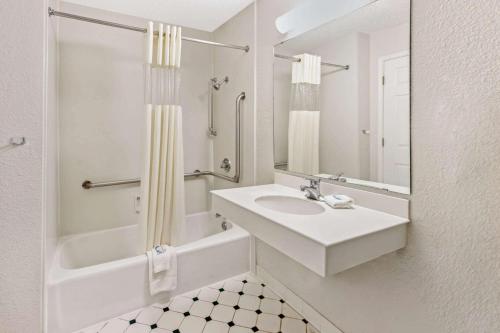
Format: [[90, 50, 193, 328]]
[[82, 171, 211, 189], [211, 91, 245, 183], [82, 92, 245, 189]]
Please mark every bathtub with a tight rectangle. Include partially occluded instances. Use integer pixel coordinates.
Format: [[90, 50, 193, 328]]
[[48, 212, 250, 333]]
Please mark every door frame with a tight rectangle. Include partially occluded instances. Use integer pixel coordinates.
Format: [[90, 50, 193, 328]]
[[376, 50, 410, 182]]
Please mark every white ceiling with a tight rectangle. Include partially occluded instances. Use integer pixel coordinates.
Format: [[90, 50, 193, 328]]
[[277, 0, 410, 53], [62, 0, 255, 32]]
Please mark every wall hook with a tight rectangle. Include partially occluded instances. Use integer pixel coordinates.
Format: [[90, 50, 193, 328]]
[[10, 137, 26, 146]]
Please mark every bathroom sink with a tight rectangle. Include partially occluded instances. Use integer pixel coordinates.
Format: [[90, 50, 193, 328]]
[[212, 184, 409, 276], [254, 195, 325, 215]]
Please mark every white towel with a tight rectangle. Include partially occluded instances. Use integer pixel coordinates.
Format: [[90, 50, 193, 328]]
[[152, 245, 171, 273], [147, 246, 177, 295], [322, 194, 354, 209]]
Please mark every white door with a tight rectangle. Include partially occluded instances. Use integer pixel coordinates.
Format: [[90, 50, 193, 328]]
[[381, 54, 410, 187]]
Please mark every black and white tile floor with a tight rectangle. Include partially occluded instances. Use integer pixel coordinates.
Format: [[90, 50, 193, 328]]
[[76, 274, 319, 333]]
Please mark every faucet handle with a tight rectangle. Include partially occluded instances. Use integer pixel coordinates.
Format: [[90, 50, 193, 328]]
[[304, 176, 320, 187], [300, 176, 322, 200]]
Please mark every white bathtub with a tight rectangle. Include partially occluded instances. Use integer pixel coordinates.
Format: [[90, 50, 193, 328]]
[[48, 212, 250, 333]]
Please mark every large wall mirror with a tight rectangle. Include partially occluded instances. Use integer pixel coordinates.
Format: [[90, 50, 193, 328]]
[[273, 0, 411, 194]]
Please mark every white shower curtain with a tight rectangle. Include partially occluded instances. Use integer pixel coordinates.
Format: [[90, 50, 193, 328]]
[[288, 54, 321, 175], [140, 22, 185, 251]]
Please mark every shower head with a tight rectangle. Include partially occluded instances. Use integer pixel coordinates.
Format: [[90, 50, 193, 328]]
[[211, 76, 229, 90]]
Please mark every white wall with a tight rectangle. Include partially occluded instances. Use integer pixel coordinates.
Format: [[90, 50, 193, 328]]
[[0, 0, 48, 331], [58, 3, 214, 235], [212, 4, 256, 189], [256, 1, 500, 332], [368, 23, 409, 180]]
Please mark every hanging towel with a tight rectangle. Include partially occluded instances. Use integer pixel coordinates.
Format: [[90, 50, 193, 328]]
[[147, 245, 177, 295], [152, 245, 172, 273], [288, 53, 321, 175]]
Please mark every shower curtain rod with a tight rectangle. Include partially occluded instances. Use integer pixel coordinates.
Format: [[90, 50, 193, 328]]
[[48, 7, 250, 52], [274, 53, 349, 70]]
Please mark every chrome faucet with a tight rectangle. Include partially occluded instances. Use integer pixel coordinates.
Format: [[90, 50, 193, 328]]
[[300, 177, 321, 201]]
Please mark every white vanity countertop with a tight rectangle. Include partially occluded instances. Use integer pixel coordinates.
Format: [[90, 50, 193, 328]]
[[211, 184, 409, 247]]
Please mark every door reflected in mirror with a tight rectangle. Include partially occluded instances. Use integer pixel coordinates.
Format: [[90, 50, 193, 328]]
[[273, 0, 411, 194]]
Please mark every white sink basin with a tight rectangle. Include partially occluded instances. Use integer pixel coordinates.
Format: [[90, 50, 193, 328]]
[[255, 195, 325, 215]]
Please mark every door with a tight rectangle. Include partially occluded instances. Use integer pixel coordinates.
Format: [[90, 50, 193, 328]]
[[381, 54, 410, 187]]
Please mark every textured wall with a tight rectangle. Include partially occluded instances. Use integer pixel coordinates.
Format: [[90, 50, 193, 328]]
[[256, 0, 500, 332], [0, 0, 46, 332], [410, 0, 500, 330]]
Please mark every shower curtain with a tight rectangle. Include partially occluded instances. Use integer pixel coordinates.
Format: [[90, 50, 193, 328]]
[[140, 22, 185, 251], [288, 54, 321, 175]]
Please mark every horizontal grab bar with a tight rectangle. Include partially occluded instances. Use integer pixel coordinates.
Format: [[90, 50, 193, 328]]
[[82, 170, 231, 189], [83, 91, 246, 190]]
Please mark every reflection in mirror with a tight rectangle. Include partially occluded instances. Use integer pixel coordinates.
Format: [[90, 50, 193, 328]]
[[273, 0, 410, 194]]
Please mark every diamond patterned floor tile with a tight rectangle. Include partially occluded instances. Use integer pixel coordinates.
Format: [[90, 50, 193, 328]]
[[306, 323, 321, 333], [100, 318, 129, 333], [262, 287, 280, 300], [76, 273, 318, 333], [125, 323, 150, 333], [179, 315, 206, 333], [135, 307, 163, 325], [211, 304, 236, 322], [169, 296, 194, 313], [199, 287, 221, 302], [282, 303, 302, 319], [238, 294, 260, 311], [282, 317, 307, 333], [260, 298, 282, 315], [224, 279, 244, 292], [228, 326, 253, 333], [190, 300, 214, 317], [256, 313, 281, 333], [233, 309, 258, 328], [157, 311, 184, 330], [203, 320, 230, 333], [218, 291, 240, 306], [151, 328, 171, 333], [242, 282, 263, 296]]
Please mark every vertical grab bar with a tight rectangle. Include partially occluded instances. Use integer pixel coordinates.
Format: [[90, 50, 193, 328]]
[[234, 92, 246, 182], [208, 79, 217, 136], [210, 91, 246, 183]]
